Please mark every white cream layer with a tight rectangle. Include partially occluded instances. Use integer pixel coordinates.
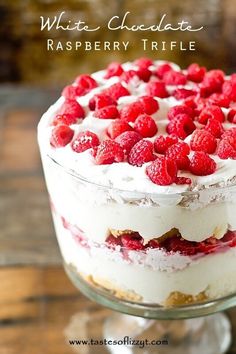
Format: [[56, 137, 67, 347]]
[[54, 214, 236, 304]]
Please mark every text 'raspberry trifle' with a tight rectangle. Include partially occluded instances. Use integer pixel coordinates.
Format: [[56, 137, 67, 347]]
[[38, 58, 236, 306]]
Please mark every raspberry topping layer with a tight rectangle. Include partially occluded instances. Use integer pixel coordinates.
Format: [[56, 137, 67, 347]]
[[40, 58, 236, 190]]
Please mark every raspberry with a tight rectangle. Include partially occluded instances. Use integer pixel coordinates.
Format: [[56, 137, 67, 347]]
[[222, 128, 236, 140], [155, 63, 172, 79], [115, 131, 142, 155], [120, 70, 138, 83], [175, 177, 192, 185], [197, 105, 225, 124], [105, 83, 130, 100], [134, 57, 153, 69], [221, 231, 236, 247], [208, 93, 230, 108], [71, 131, 100, 153], [74, 74, 98, 95], [163, 70, 187, 85], [121, 233, 144, 250], [190, 129, 217, 154], [198, 237, 222, 254], [94, 140, 124, 164], [146, 80, 169, 98], [173, 88, 197, 100], [120, 102, 144, 122], [138, 96, 159, 115], [89, 93, 116, 111], [167, 114, 196, 140], [133, 114, 158, 138], [50, 125, 74, 148], [166, 142, 190, 170], [205, 118, 224, 138], [104, 62, 123, 79], [61, 85, 78, 100], [94, 105, 120, 119], [59, 99, 85, 119], [222, 80, 236, 102], [128, 140, 155, 166], [53, 113, 77, 126], [106, 235, 122, 247], [107, 120, 132, 139], [136, 67, 152, 82], [217, 139, 236, 159], [187, 63, 206, 83], [167, 104, 194, 120], [163, 236, 199, 255], [154, 135, 178, 154], [184, 96, 197, 110], [189, 152, 216, 176], [200, 69, 225, 97], [227, 108, 236, 124], [146, 239, 161, 249], [146, 156, 177, 186]]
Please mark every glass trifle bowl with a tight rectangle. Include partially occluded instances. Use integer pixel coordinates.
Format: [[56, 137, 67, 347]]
[[38, 58, 236, 353]]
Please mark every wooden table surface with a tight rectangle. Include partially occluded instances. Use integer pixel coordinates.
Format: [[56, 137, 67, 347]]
[[0, 85, 236, 354]]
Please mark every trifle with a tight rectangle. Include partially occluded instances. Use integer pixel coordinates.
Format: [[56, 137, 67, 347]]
[[38, 58, 236, 307]]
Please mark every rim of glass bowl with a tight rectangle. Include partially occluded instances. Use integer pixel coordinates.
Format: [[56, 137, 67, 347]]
[[46, 153, 236, 199]]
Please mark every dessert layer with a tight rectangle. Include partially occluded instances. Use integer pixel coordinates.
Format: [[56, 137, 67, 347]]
[[54, 213, 236, 304]]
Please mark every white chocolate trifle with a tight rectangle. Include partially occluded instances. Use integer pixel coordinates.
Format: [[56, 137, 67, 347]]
[[38, 58, 236, 306]]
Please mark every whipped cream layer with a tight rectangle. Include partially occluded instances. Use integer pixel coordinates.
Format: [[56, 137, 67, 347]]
[[54, 213, 236, 304]]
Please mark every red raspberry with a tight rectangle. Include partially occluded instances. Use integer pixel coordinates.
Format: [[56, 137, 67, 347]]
[[89, 93, 116, 111], [146, 80, 169, 98], [227, 108, 236, 124], [222, 231, 236, 247], [222, 128, 236, 140], [173, 88, 197, 100], [71, 131, 100, 153], [155, 63, 172, 79], [136, 67, 152, 82], [197, 105, 225, 124], [205, 119, 224, 138], [50, 125, 74, 148], [115, 131, 142, 155], [74, 74, 98, 95], [146, 239, 161, 249], [217, 139, 236, 159], [120, 102, 144, 122], [175, 177, 192, 185], [94, 140, 124, 165], [94, 105, 120, 119], [59, 99, 85, 119], [120, 70, 138, 83], [190, 129, 217, 154], [198, 237, 222, 254], [163, 70, 187, 85], [105, 83, 130, 100], [200, 69, 225, 97], [166, 142, 190, 170], [134, 57, 153, 69], [154, 135, 178, 154], [61, 85, 78, 100], [167, 114, 196, 140], [107, 120, 132, 139], [104, 62, 123, 79], [53, 113, 77, 126], [167, 104, 194, 120], [133, 114, 158, 138], [163, 236, 199, 255], [189, 152, 216, 176], [106, 235, 122, 247], [121, 233, 144, 250], [146, 156, 177, 186], [138, 96, 159, 115], [128, 140, 155, 166], [187, 63, 206, 83], [208, 93, 230, 108], [184, 96, 197, 110], [222, 80, 236, 102], [194, 97, 207, 115]]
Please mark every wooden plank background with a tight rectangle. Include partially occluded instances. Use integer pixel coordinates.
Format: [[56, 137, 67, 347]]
[[0, 86, 236, 353]]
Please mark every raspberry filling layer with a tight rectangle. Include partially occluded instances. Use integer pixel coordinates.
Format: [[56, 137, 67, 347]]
[[59, 214, 236, 257]]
